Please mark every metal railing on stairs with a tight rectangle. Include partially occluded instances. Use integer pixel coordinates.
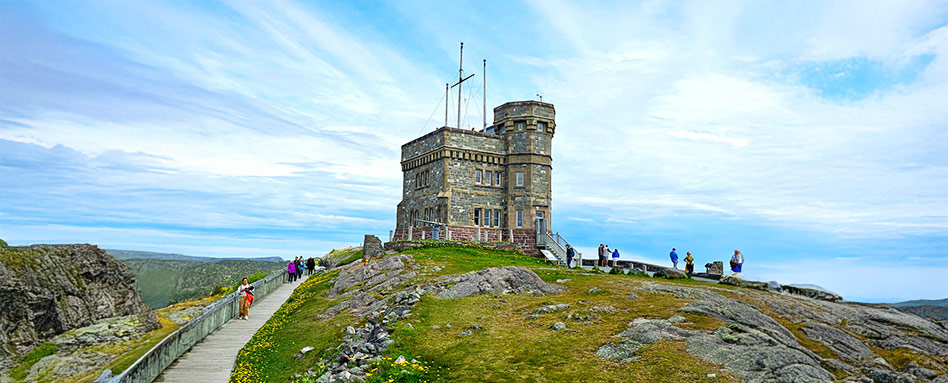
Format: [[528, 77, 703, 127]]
[[536, 230, 581, 267], [107, 270, 288, 383]]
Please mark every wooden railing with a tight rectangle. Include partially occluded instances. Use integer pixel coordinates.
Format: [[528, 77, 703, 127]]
[[107, 270, 288, 383]]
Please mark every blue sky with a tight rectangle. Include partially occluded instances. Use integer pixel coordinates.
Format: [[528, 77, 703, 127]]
[[1, 0, 946, 302]]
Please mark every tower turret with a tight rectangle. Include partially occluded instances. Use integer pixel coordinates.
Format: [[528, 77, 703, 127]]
[[493, 101, 555, 233]]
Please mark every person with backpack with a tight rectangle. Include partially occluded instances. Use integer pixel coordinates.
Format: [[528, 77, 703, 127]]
[[238, 278, 254, 320], [287, 260, 297, 282], [684, 252, 695, 277], [565, 245, 575, 269], [730, 249, 744, 273]]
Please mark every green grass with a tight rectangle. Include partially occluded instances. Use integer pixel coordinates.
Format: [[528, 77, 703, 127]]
[[387, 272, 729, 382], [233, 246, 735, 382], [337, 249, 365, 267], [8, 342, 56, 380]]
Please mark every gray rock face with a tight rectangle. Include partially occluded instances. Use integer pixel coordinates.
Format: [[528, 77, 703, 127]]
[[329, 254, 414, 297], [633, 280, 948, 382], [533, 304, 569, 314], [780, 285, 843, 302], [431, 266, 565, 299], [0, 244, 157, 366], [719, 274, 778, 292], [800, 322, 872, 362], [597, 316, 835, 383], [363, 235, 383, 262]]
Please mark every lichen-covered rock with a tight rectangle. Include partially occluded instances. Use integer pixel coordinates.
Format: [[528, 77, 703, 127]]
[[780, 284, 843, 302], [329, 254, 414, 297], [0, 244, 157, 367], [431, 266, 565, 299], [362, 235, 383, 262], [719, 274, 778, 292]]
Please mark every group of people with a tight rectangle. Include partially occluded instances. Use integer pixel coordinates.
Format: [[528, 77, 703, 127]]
[[597, 244, 620, 267], [287, 256, 316, 282], [669, 248, 744, 276]]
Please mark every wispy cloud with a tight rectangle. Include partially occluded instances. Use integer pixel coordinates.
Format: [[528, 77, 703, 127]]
[[0, 1, 945, 300]]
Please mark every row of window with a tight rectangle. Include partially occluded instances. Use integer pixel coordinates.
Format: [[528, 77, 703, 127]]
[[474, 169, 502, 186], [409, 207, 439, 227], [414, 170, 431, 189], [473, 208, 503, 228], [474, 169, 525, 187]]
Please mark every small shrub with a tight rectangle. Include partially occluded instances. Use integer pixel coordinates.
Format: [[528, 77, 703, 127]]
[[608, 267, 625, 275]]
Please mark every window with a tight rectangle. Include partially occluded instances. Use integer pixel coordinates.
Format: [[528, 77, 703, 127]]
[[495, 172, 502, 186], [473, 208, 481, 226], [493, 210, 500, 227], [500, 125, 506, 135], [485, 171, 492, 186], [517, 121, 524, 131], [516, 210, 524, 228], [537, 211, 545, 230], [538, 121, 546, 132], [485, 209, 491, 227], [475, 169, 483, 184], [414, 170, 431, 189], [516, 172, 524, 186]]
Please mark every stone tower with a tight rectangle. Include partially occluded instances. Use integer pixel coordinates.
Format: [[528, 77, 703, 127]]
[[393, 100, 555, 257]]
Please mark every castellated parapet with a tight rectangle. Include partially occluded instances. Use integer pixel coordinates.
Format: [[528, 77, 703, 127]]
[[394, 101, 554, 257]]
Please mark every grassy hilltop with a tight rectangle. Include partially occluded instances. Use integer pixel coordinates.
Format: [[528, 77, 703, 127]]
[[230, 245, 948, 383]]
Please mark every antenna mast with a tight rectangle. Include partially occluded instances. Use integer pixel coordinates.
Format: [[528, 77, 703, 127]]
[[444, 83, 449, 127], [449, 42, 475, 129], [483, 59, 487, 129]]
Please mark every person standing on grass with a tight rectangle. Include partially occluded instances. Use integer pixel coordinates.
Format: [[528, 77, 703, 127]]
[[670, 248, 679, 269], [237, 278, 252, 320], [288, 260, 296, 282], [684, 252, 695, 277], [730, 249, 744, 274], [565, 244, 575, 269], [597, 244, 605, 267], [611, 248, 620, 268]]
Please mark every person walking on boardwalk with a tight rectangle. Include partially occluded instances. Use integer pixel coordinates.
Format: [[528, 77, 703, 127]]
[[565, 244, 575, 269], [306, 256, 316, 275], [684, 252, 695, 277], [669, 248, 679, 269], [611, 248, 620, 268], [287, 260, 297, 282], [237, 278, 253, 320], [730, 249, 744, 274]]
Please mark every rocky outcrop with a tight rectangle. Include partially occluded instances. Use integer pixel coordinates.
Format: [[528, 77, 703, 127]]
[[430, 266, 565, 299], [0, 244, 158, 367], [630, 281, 948, 382]]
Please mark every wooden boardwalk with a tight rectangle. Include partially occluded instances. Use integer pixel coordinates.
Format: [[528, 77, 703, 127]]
[[155, 274, 308, 383]]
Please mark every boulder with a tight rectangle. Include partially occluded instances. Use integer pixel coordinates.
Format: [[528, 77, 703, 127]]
[[363, 235, 383, 262], [780, 284, 843, 302], [719, 274, 777, 292], [432, 266, 565, 299], [653, 268, 688, 279]]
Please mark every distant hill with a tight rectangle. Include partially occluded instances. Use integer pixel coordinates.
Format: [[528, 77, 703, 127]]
[[893, 298, 948, 308], [122, 258, 286, 309], [107, 249, 284, 263]]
